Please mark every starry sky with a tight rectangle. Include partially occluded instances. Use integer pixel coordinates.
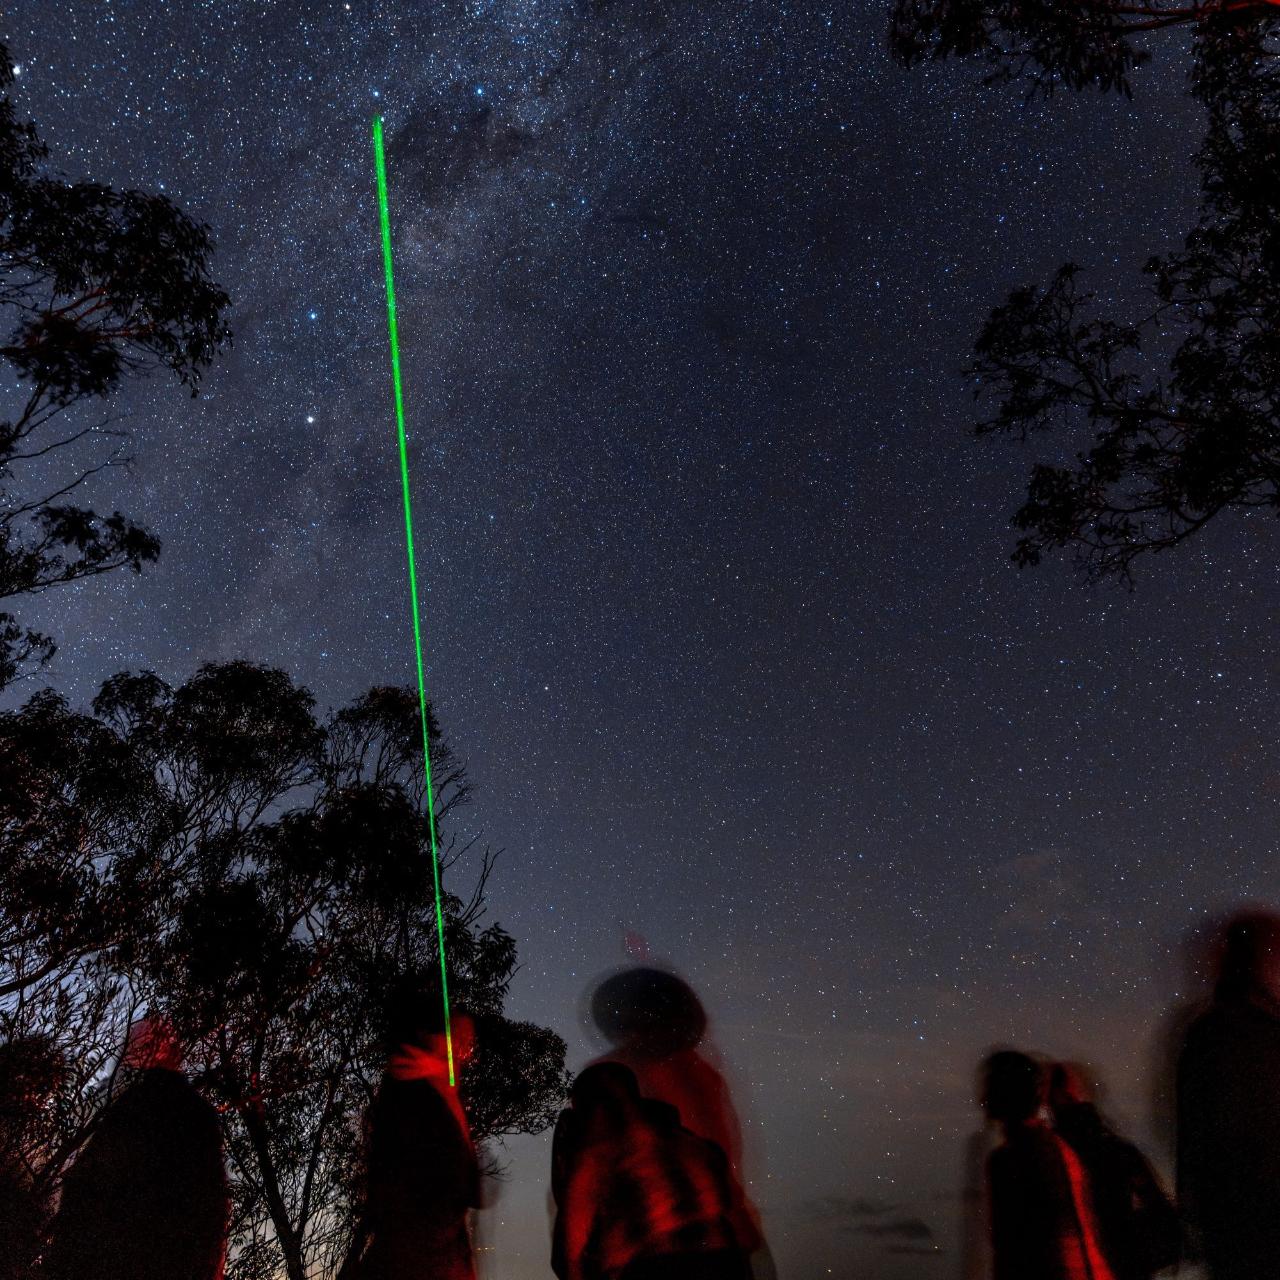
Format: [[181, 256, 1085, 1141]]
[[5, 1, 1279, 1276]]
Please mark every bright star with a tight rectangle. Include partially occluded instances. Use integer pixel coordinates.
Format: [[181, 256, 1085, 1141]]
[[306, 415, 316, 424]]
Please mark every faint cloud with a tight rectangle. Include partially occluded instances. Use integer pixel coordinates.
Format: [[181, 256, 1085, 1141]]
[[854, 1216, 935, 1243], [985, 849, 1089, 933], [803, 1192, 947, 1254], [801, 1195, 902, 1223], [801, 1196, 942, 1254]]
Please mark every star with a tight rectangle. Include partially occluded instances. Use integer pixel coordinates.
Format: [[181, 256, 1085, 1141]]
[[14, 5, 1264, 1276]]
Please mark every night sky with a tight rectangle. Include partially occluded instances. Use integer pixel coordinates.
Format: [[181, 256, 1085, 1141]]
[[6, 2, 1279, 1276]]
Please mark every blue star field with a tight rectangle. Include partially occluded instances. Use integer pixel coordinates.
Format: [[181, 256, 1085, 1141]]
[[6, 1, 1280, 1275]]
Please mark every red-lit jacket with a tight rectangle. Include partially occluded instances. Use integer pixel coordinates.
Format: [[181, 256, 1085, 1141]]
[[988, 1122, 1116, 1280], [557, 1113, 745, 1280]]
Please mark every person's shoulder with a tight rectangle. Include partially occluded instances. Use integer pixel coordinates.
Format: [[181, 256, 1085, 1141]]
[[994, 1124, 1060, 1173], [1000, 1123, 1054, 1149], [670, 1121, 728, 1165], [379, 1071, 441, 1097], [1186, 996, 1263, 1037], [398, 1075, 456, 1115], [552, 1108, 581, 1147], [106, 1070, 188, 1117], [1184, 1002, 1223, 1034], [147, 1070, 222, 1131], [372, 1074, 443, 1120], [1180, 998, 1271, 1061]]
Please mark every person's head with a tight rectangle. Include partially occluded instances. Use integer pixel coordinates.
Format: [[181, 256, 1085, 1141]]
[[123, 1017, 184, 1073], [589, 967, 707, 1059], [571, 1062, 642, 1130], [1215, 911, 1280, 1005], [383, 980, 474, 1068], [981, 1051, 1044, 1127], [1048, 1061, 1095, 1111]]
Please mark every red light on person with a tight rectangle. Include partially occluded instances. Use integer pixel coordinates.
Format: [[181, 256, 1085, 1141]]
[[341, 990, 480, 1280], [554, 1063, 753, 1280], [981, 1050, 1115, 1280], [41, 1018, 230, 1280], [553, 968, 768, 1277], [586, 968, 746, 1176]]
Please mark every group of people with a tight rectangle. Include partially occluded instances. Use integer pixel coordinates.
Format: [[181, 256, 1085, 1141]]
[[979, 1053, 1177, 1280], [333, 967, 768, 1280], [0, 966, 766, 1280], [3, 918, 1280, 1280], [980, 910, 1280, 1280]]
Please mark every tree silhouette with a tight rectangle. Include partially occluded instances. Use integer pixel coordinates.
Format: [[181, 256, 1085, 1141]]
[[891, 6, 1280, 581], [0, 663, 568, 1280], [0, 44, 230, 684], [890, 0, 1279, 97]]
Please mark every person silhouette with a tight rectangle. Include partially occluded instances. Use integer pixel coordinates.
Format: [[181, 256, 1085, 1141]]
[[583, 967, 765, 1267], [957, 1077, 999, 1280], [1049, 1063, 1179, 1279], [552, 1062, 751, 1280], [0, 1035, 65, 1280], [341, 992, 480, 1280], [981, 1050, 1114, 1280], [1177, 910, 1280, 1280], [587, 968, 741, 1168], [41, 1017, 229, 1280]]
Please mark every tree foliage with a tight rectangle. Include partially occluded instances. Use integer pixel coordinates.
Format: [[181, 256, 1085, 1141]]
[[890, 0, 1279, 97], [0, 662, 569, 1280], [0, 44, 230, 684], [892, 6, 1280, 581]]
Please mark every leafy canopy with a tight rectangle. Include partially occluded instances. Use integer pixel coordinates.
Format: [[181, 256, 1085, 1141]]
[[891, 5, 1280, 581], [0, 44, 230, 683]]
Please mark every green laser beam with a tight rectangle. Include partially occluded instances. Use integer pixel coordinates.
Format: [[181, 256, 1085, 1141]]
[[373, 114, 455, 1087]]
